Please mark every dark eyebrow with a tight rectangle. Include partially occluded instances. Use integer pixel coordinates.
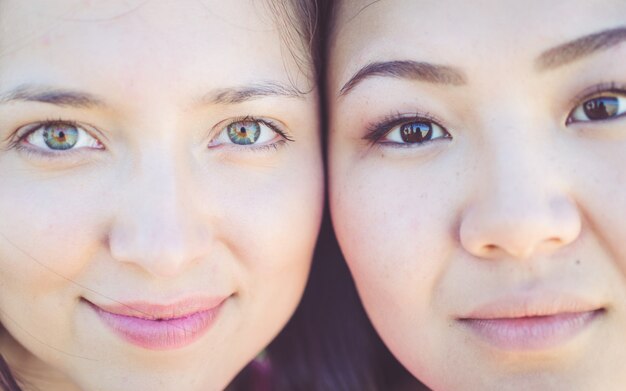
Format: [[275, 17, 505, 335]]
[[204, 82, 305, 105], [0, 85, 105, 108], [339, 60, 466, 96], [537, 26, 626, 70]]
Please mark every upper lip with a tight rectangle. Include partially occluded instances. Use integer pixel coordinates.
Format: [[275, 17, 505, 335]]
[[84, 296, 229, 320], [458, 293, 605, 320]]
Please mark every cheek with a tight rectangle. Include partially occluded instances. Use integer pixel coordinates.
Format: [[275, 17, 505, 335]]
[[0, 170, 110, 364], [571, 142, 626, 276], [330, 151, 469, 374], [0, 170, 110, 292], [330, 160, 452, 319], [214, 150, 324, 310], [202, 150, 323, 364]]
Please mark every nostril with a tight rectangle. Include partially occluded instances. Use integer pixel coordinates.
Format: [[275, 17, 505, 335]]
[[484, 244, 497, 251]]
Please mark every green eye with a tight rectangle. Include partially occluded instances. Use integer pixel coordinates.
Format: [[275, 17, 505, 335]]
[[227, 121, 261, 145], [209, 117, 289, 149], [22, 121, 103, 153], [43, 124, 79, 150]]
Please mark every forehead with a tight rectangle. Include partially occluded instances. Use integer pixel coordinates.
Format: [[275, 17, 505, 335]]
[[0, 0, 305, 100], [331, 0, 626, 86]]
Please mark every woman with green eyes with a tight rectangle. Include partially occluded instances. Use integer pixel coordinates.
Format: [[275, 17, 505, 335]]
[[0, 0, 326, 390], [327, 0, 626, 390]]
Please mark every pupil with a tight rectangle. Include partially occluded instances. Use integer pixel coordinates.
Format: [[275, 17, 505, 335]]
[[583, 97, 618, 120], [227, 121, 261, 145], [400, 122, 432, 143], [43, 125, 78, 150]]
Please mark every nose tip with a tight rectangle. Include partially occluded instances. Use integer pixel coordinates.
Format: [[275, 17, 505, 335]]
[[459, 197, 582, 260], [109, 223, 212, 278], [107, 170, 213, 277]]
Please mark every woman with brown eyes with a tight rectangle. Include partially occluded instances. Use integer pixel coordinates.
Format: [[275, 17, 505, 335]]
[[327, 0, 626, 390], [0, 1, 329, 390]]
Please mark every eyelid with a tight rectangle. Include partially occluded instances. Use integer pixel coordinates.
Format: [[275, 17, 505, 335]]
[[13, 119, 107, 145], [364, 112, 448, 144], [568, 82, 625, 109], [566, 84, 626, 124], [13, 119, 106, 152], [209, 115, 294, 144]]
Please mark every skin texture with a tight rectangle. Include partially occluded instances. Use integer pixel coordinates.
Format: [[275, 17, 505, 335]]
[[328, 0, 626, 390], [0, 1, 323, 390]]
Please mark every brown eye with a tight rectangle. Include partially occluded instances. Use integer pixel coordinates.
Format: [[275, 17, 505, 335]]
[[584, 97, 618, 119], [383, 120, 451, 145], [569, 94, 625, 123], [400, 122, 432, 143]]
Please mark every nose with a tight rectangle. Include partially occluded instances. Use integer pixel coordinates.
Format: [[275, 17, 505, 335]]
[[108, 149, 213, 278], [459, 137, 581, 261]]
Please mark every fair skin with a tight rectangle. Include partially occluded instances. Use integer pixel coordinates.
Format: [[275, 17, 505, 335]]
[[328, 0, 626, 390], [0, 1, 323, 390]]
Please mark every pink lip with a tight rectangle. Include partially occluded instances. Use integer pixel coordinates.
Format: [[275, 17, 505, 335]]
[[458, 295, 604, 350], [85, 297, 227, 350]]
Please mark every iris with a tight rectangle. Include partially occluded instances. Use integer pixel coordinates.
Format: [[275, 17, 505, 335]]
[[400, 122, 432, 143], [583, 96, 618, 120], [227, 121, 261, 145], [43, 124, 79, 150]]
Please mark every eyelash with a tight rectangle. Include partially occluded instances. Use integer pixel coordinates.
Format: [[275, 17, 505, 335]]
[[8, 115, 293, 161], [211, 115, 294, 152], [566, 82, 626, 124], [569, 82, 624, 105], [364, 82, 626, 146], [9, 118, 102, 161], [364, 111, 450, 146]]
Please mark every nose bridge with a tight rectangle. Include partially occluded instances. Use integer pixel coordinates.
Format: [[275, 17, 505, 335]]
[[459, 115, 581, 260], [486, 126, 548, 214], [136, 145, 190, 231], [109, 143, 211, 277]]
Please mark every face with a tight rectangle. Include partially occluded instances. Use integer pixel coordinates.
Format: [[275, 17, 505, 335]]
[[0, 1, 323, 390], [329, 0, 626, 389]]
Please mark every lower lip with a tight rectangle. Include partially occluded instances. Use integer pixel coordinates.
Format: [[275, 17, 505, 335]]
[[459, 310, 603, 350], [89, 302, 224, 350]]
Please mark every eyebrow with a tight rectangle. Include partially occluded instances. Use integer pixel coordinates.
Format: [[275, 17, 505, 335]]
[[0, 85, 105, 108], [0, 80, 306, 110], [537, 26, 626, 70], [339, 60, 466, 96], [204, 81, 306, 105]]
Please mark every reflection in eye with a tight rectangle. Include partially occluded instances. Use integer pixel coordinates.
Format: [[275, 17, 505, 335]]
[[383, 120, 451, 145], [569, 94, 626, 123], [23, 122, 103, 151], [210, 118, 287, 148]]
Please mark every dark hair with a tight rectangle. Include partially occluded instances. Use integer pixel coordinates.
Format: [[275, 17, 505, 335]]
[[264, 0, 326, 90], [258, 1, 429, 389], [0, 355, 20, 391], [254, 211, 428, 391]]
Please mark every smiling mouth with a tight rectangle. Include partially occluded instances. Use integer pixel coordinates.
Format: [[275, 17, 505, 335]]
[[458, 308, 605, 351], [84, 296, 228, 351]]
